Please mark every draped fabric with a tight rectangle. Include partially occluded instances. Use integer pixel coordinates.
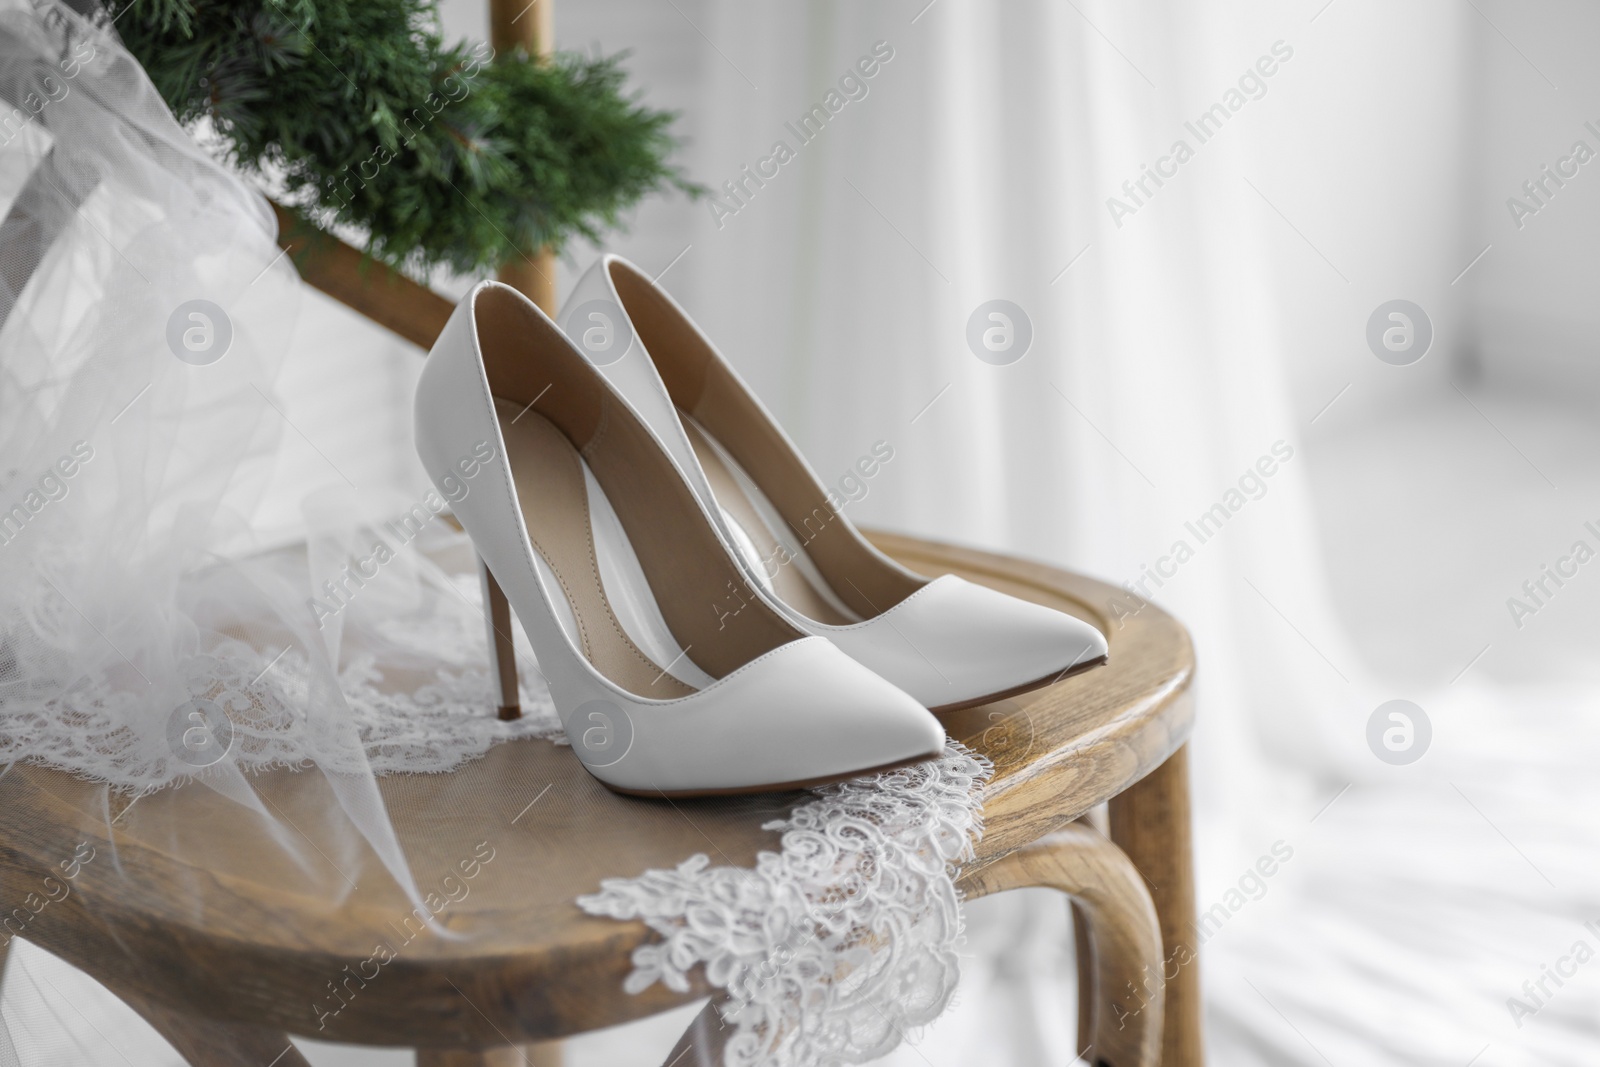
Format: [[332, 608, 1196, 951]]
[[614, 1, 1599, 1063]]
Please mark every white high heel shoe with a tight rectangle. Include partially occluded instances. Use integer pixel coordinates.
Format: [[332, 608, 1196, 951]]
[[557, 256, 1109, 712], [415, 281, 945, 796]]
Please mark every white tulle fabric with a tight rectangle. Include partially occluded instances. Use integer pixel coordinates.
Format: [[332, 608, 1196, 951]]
[[579, 742, 991, 1067], [0, 0, 553, 828], [4, 549, 561, 784]]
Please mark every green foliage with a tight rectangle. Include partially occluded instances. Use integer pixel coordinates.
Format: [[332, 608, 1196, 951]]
[[115, 0, 698, 273]]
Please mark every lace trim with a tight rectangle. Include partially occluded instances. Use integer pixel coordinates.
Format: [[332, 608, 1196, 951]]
[[577, 741, 992, 1067], [0, 564, 564, 790]]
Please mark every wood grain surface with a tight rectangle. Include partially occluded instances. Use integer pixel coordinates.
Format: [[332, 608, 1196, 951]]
[[269, 202, 453, 351], [0, 532, 1195, 1050], [961, 824, 1167, 1067]]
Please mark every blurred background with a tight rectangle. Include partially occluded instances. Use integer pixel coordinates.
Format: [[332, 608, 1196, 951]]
[[7, 0, 1599, 1063]]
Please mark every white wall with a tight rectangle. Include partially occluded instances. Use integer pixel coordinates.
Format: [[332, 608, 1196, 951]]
[[1464, 0, 1600, 402], [250, 0, 711, 547]]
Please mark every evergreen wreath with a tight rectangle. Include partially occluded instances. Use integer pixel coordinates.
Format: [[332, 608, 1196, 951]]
[[112, 0, 698, 273]]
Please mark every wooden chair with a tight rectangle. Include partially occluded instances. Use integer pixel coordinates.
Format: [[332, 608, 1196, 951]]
[[0, 9, 1200, 1056], [0, 533, 1200, 1067], [0, 95, 1202, 1067]]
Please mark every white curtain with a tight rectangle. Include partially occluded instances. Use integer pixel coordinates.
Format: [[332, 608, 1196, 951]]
[[677, 0, 1369, 864], [562, 1, 1600, 1064]]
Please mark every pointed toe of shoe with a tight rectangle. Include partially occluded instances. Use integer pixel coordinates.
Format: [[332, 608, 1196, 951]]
[[838, 674, 949, 768], [586, 638, 945, 795], [769, 641, 947, 779], [926, 581, 1107, 707], [1024, 593, 1108, 671], [826, 575, 1108, 710]]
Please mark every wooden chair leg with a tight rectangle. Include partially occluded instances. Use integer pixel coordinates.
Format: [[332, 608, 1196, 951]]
[[657, 997, 733, 1067], [0, 940, 312, 1067], [1109, 742, 1204, 1067], [1071, 902, 1095, 1059], [416, 1042, 562, 1067], [962, 824, 1165, 1067], [106, 983, 313, 1067], [1072, 804, 1108, 1059], [661, 827, 1163, 1067]]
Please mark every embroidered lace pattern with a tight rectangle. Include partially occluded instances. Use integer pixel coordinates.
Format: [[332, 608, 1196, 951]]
[[0, 551, 562, 790], [577, 742, 993, 1067]]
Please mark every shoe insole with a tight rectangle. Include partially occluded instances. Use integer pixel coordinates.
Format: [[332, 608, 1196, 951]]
[[679, 414, 862, 627], [495, 399, 705, 698]]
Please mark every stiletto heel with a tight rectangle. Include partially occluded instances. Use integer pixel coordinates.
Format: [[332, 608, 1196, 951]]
[[478, 555, 520, 720], [415, 281, 943, 795]]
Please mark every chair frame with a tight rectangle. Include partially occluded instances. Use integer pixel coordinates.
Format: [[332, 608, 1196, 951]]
[[0, 5, 1204, 1055]]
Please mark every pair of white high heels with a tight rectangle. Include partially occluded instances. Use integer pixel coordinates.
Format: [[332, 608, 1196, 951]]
[[414, 257, 1107, 796]]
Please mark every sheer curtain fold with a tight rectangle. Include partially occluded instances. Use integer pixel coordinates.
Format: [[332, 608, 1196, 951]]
[[654, 3, 1599, 1063], [683, 0, 1362, 824]]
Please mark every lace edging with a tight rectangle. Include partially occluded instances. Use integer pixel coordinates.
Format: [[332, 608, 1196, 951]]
[[576, 741, 993, 1067]]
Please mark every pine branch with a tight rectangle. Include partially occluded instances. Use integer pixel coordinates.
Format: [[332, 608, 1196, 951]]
[[114, 0, 700, 274]]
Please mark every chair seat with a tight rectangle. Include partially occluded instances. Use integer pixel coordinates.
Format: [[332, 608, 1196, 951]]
[[0, 532, 1193, 1049]]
